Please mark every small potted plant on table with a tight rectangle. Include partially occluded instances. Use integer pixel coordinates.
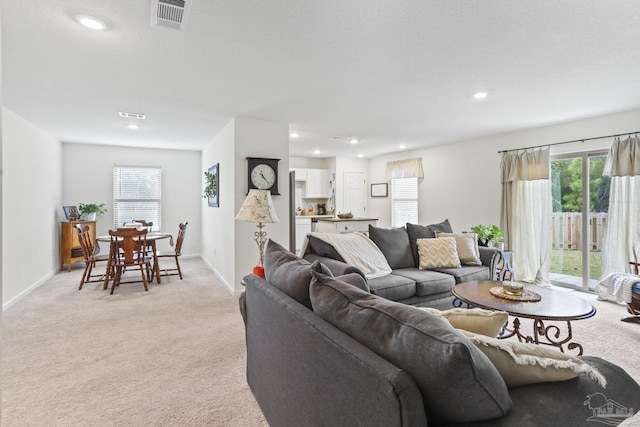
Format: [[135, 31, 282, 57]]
[[78, 203, 107, 221]]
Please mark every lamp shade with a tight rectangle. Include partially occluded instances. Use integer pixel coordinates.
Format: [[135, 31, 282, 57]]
[[235, 189, 280, 223]]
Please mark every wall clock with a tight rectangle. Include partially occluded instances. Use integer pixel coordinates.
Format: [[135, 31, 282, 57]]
[[247, 157, 280, 195]]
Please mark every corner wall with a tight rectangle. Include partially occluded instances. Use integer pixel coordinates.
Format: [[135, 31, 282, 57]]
[[368, 107, 640, 232], [201, 117, 289, 294], [2, 108, 62, 308]]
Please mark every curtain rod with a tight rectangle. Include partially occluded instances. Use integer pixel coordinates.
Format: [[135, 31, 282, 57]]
[[497, 131, 640, 154]]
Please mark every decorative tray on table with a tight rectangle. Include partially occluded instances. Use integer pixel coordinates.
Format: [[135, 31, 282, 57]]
[[337, 212, 354, 219], [490, 286, 542, 302]]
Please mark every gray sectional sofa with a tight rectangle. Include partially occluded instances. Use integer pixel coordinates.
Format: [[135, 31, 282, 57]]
[[239, 240, 640, 426], [303, 220, 501, 309]]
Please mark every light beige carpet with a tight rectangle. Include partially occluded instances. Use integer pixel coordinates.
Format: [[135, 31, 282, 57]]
[[3, 262, 639, 426], [2, 258, 268, 427]]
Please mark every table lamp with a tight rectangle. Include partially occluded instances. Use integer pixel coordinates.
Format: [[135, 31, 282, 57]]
[[235, 189, 280, 278]]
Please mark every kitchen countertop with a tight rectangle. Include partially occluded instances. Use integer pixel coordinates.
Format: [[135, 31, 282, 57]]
[[315, 217, 378, 222]]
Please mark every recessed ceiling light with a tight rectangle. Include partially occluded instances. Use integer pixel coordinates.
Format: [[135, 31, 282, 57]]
[[290, 132, 300, 138], [313, 149, 320, 155], [399, 144, 406, 149], [350, 138, 359, 144], [76, 14, 107, 31], [127, 124, 139, 130], [357, 154, 363, 158], [473, 91, 488, 100]]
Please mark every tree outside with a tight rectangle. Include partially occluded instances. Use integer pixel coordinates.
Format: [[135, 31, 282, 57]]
[[551, 156, 610, 283]]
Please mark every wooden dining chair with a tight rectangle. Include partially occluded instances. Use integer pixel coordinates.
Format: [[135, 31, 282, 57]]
[[108, 228, 152, 294], [75, 224, 111, 290], [152, 222, 188, 280]]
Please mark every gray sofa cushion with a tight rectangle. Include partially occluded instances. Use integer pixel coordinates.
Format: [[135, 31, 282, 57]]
[[367, 274, 416, 301], [333, 272, 370, 293], [432, 265, 491, 283], [368, 225, 415, 269], [264, 239, 332, 309], [309, 271, 512, 424], [307, 235, 346, 262], [406, 220, 453, 266], [391, 268, 456, 296]]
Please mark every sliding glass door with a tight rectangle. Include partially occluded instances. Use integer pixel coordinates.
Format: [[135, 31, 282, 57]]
[[550, 151, 609, 291]]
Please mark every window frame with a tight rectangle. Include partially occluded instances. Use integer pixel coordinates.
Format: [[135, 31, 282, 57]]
[[390, 177, 418, 227], [113, 165, 162, 231]]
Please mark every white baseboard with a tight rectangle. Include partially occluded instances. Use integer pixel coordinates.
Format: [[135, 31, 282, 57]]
[[199, 255, 234, 295], [3, 270, 55, 311]]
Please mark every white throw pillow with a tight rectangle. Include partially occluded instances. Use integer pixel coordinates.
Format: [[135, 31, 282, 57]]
[[436, 232, 482, 266], [459, 330, 607, 389], [416, 237, 461, 269], [420, 307, 508, 337]]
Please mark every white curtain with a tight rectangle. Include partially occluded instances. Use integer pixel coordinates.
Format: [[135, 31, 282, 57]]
[[386, 158, 424, 180], [601, 136, 640, 277], [500, 148, 552, 284]]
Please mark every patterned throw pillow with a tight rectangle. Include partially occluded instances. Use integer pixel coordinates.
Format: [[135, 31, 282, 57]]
[[436, 232, 482, 266], [416, 237, 461, 269]]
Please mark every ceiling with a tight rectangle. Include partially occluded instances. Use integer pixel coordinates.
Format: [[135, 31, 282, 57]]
[[3, 1, 640, 159]]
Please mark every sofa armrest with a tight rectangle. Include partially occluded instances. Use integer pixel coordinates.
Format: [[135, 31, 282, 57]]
[[242, 274, 427, 426], [478, 247, 501, 279]]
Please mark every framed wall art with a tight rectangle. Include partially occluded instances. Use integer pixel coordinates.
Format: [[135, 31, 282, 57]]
[[204, 163, 219, 207], [370, 183, 388, 197]]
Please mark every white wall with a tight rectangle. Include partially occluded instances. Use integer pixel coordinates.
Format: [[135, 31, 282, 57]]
[[201, 117, 289, 294], [62, 143, 201, 256], [368, 107, 640, 231], [2, 108, 62, 308], [233, 118, 289, 292], [201, 119, 235, 291]]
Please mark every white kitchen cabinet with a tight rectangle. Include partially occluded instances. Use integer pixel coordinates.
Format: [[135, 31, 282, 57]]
[[291, 168, 307, 181], [304, 169, 330, 198], [295, 217, 312, 254], [315, 218, 377, 234]]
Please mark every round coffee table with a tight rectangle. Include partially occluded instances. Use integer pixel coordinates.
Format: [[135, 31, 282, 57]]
[[452, 280, 596, 355]]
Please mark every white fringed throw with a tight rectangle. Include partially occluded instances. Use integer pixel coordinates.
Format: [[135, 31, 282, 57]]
[[307, 232, 392, 279], [596, 273, 640, 304]]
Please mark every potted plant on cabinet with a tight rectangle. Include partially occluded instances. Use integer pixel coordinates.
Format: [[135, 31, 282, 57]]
[[78, 203, 107, 221]]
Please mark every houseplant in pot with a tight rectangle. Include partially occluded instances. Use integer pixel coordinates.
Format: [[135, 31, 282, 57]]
[[78, 203, 107, 221], [470, 224, 504, 248]]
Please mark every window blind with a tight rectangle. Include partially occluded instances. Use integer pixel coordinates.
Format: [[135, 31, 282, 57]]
[[391, 177, 418, 227], [113, 165, 162, 230]]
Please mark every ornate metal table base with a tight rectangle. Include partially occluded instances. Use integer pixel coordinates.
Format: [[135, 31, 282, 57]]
[[499, 317, 584, 355], [453, 297, 586, 355]]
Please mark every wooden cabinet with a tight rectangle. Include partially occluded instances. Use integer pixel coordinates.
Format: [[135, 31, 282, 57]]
[[315, 218, 377, 234], [60, 221, 96, 271], [305, 169, 330, 198]]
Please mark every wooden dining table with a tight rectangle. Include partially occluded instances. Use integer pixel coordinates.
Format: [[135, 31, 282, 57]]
[[95, 232, 173, 287]]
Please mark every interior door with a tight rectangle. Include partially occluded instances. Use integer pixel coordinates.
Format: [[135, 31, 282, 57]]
[[343, 172, 366, 217]]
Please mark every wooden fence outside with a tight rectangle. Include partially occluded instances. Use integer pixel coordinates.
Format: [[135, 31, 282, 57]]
[[551, 212, 607, 251]]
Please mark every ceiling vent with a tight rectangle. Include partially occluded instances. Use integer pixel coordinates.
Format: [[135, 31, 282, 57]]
[[151, 0, 191, 31], [119, 111, 146, 120]]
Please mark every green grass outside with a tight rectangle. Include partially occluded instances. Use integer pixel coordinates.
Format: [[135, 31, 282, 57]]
[[550, 249, 601, 280]]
